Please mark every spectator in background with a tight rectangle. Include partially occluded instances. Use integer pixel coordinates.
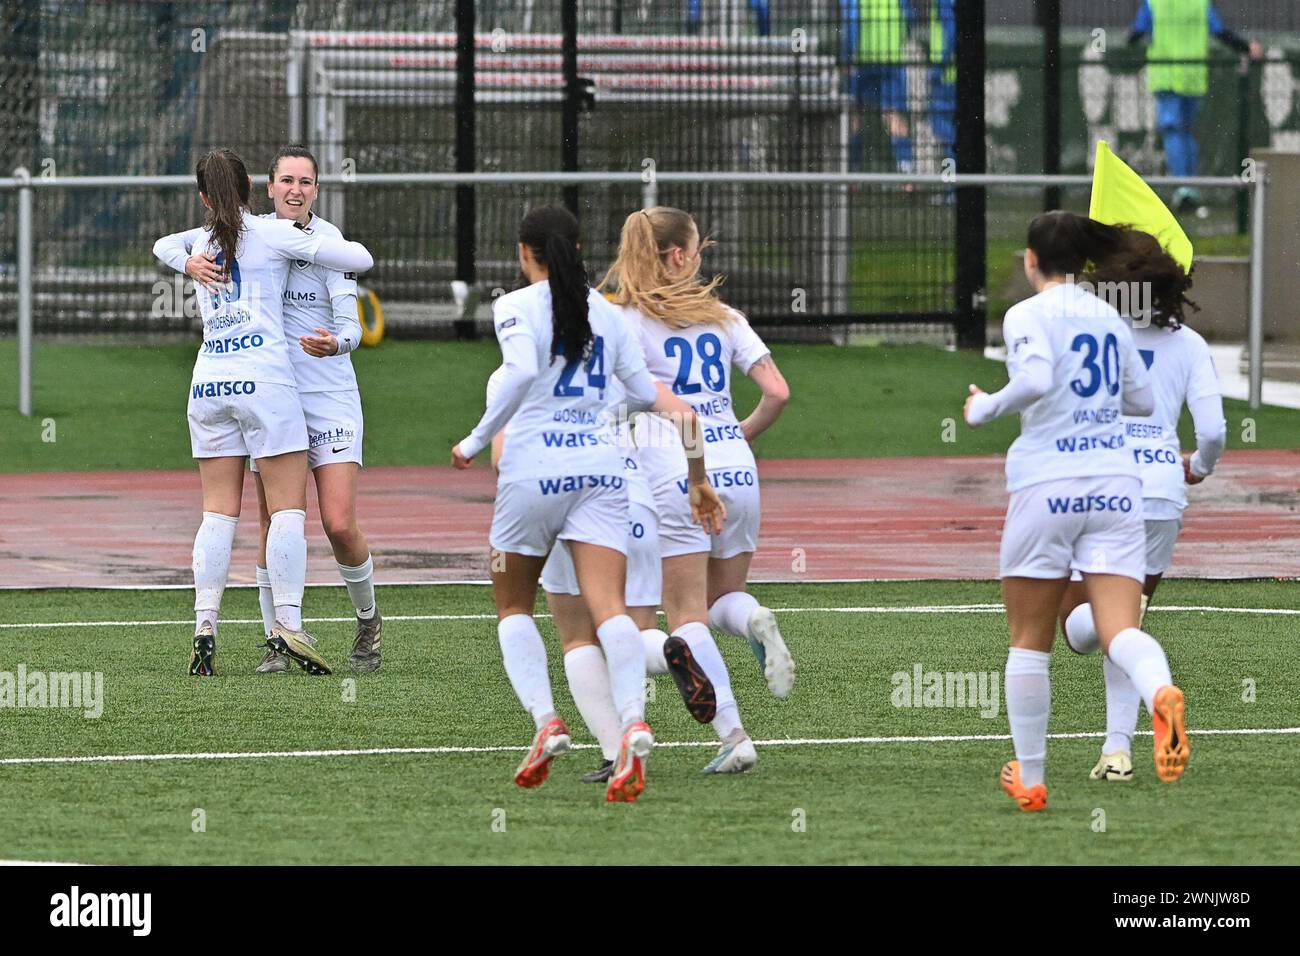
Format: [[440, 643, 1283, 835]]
[[1128, 0, 1262, 211], [928, 0, 957, 164], [842, 0, 916, 175]]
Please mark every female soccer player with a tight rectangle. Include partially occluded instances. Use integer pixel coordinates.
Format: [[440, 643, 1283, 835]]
[[964, 211, 1189, 812], [1056, 231, 1225, 782], [451, 204, 725, 803], [157, 145, 383, 674], [599, 206, 793, 774], [152, 147, 373, 677]]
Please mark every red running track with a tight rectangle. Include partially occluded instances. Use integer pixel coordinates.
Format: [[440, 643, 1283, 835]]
[[1, 451, 1297, 589]]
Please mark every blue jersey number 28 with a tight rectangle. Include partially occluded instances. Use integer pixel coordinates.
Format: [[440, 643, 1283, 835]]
[[554, 335, 607, 397], [665, 333, 726, 394], [1069, 332, 1120, 398]]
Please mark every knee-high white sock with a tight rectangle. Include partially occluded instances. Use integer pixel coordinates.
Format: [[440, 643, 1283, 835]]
[[1064, 603, 1099, 655], [674, 621, 742, 739], [1005, 647, 1051, 788], [564, 644, 621, 761], [255, 565, 276, 637], [192, 512, 238, 631], [1102, 655, 1142, 754], [266, 509, 307, 631], [642, 628, 670, 675], [1106, 627, 1174, 713], [595, 614, 646, 729], [337, 555, 377, 619], [708, 590, 761, 638], [498, 614, 555, 729]]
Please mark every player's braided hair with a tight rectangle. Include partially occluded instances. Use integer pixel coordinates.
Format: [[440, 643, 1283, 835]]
[[599, 206, 734, 328], [195, 147, 251, 274], [519, 204, 591, 364]]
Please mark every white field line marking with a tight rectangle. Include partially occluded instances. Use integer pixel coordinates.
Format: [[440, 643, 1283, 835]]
[[1, 727, 1296, 768], [0, 860, 92, 866], [3, 603, 1298, 630]]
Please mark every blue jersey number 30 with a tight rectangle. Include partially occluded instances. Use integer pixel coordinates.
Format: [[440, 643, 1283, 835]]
[[1070, 332, 1120, 398]]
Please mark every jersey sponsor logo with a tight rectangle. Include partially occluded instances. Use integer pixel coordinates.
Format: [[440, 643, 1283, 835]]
[[537, 475, 626, 495], [675, 468, 756, 494], [1072, 407, 1119, 424], [284, 290, 318, 302], [1046, 494, 1134, 515], [190, 381, 257, 399], [1125, 422, 1163, 439], [541, 431, 607, 449], [1133, 447, 1178, 465], [1054, 433, 1125, 453], [309, 425, 356, 449], [201, 333, 265, 355], [552, 409, 598, 425], [703, 423, 745, 443]]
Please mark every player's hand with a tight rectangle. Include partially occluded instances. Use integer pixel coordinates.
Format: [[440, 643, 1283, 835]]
[[185, 252, 223, 294], [689, 479, 726, 534], [1249, 40, 1263, 61], [963, 384, 986, 425], [451, 444, 473, 470], [300, 327, 340, 357], [1183, 451, 1205, 485]]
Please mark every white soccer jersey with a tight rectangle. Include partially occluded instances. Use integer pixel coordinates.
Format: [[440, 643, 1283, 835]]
[[1124, 323, 1221, 513], [156, 213, 361, 393], [628, 304, 771, 488], [492, 282, 652, 484], [160, 212, 346, 388], [1001, 282, 1151, 493]]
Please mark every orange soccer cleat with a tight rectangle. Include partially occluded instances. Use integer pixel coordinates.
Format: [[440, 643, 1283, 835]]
[[514, 717, 571, 789], [1151, 685, 1190, 784], [606, 722, 654, 803], [1000, 760, 1048, 812]]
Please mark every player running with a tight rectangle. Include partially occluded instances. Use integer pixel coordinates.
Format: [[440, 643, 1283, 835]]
[[153, 147, 373, 678], [1057, 230, 1225, 782], [156, 145, 384, 674], [599, 206, 793, 773], [451, 204, 725, 803], [963, 211, 1189, 812]]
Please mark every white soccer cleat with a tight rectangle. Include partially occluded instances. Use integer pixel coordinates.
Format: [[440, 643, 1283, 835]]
[[745, 607, 795, 699], [702, 736, 758, 774], [1089, 751, 1134, 782]]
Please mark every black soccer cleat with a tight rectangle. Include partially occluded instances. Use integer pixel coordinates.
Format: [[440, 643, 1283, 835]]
[[579, 759, 615, 784], [663, 635, 718, 724], [190, 621, 216, 677]]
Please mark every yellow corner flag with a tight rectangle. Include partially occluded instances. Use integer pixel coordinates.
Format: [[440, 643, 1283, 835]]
[[1089, 141, 1194, 272]]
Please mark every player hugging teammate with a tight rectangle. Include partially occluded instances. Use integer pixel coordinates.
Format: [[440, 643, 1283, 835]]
[[154, 146, 376, 678]]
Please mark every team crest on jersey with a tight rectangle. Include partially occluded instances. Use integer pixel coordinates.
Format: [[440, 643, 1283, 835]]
[[294, 259, 311, 271]]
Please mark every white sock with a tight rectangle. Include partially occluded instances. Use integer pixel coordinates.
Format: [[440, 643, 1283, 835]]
[[564, 644, 621, 761], [1106, 627, 1174, 713], [708, 590, 761, 638], [338, 555, 377, 619], [1064, 603, 1099, 655], [1005, 647, 1051, 788], [255, 565, 275, 637], [498, 614, 555, 728], [266, 509, 307, 631], [192, 512, 238, 632], [595, 614, 646, 728], [641, 628, 670, 675], [674, 621, 742, 740], [1102, 655, 1141, 754]]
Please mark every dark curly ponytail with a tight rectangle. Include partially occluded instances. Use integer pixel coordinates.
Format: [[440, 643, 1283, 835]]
[[519, 204, 591, 364]]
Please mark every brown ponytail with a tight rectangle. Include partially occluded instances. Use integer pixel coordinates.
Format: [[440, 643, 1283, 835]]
[[599, 206, 734, 328], [195, 147, 251, 272]]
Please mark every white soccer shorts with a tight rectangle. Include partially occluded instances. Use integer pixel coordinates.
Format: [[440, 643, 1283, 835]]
[[654, 466, 760, 560], [490, 475, 630, 558], [250, 388, 364, 473], [541, 503, 662, 607], [187, 380, 308, 461], [1000, 475, 1145, 583]]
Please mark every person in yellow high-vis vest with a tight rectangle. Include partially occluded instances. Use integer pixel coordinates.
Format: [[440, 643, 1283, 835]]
[[1128, 0, 1261, 209], [841, 0, 916, 173], [927, 0, 956, 162]]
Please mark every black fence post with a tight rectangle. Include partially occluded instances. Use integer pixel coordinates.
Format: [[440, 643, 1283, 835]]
[[1039, 0, 1062, 211], [561, 0, 580, 217], [954, 0, 987, 350], [454, 0, 477, 339]]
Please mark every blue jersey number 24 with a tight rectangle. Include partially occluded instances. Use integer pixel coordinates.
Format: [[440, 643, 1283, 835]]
[[554, 335, 607, 397]]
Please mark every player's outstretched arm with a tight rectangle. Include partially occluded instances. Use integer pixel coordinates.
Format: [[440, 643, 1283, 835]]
[[964, 356, 1052, 427]]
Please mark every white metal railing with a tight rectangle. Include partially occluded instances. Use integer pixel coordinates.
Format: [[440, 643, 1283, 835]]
[[1, 168, 1265, 415]]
